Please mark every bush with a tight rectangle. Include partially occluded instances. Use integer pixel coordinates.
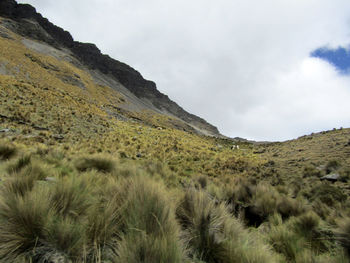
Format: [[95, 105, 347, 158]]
[[0, 144, 17, 160], [75, 156, 115, 173]]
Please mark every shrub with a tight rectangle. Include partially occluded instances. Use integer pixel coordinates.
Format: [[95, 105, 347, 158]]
[[75, 156, 115, 173], [0, 144, 16, 160]]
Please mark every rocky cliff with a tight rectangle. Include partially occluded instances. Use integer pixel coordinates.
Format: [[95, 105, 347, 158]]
[[0, 0, 219, 136]]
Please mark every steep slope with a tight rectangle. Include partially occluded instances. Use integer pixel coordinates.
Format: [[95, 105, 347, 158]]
[[0, 0, 219, 136], [1, 1, 350, 262]]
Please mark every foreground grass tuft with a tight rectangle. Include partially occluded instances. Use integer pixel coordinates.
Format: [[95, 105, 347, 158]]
[[0, 144, 17, 160], [177, 189, 278, 263], [116, 176, 184, 263]]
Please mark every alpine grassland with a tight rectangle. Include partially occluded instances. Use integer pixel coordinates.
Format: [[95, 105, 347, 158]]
[[0, 14, 349, 263]]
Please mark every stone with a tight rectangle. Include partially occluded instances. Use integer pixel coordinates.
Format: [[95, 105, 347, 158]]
[[53, 134, 64, 140], [320, 173, 340, 182], [0, 128, 11, 133], [44, 177, 57, 182]]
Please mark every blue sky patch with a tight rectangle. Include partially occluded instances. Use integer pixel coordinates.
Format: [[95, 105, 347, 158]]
[[311, 46, 350, 74]]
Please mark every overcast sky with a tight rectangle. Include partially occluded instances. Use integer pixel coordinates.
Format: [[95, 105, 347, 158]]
[[18, 0, 350, 141]]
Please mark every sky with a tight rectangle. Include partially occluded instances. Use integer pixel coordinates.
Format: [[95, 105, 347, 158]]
[[18, 0, 350, 141], [311, 46, 350, 74]]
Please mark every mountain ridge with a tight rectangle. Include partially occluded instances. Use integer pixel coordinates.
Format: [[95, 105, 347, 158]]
[[0, 0, 220, 136]]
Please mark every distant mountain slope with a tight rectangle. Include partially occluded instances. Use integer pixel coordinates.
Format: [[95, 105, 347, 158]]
[[0, 0, 219, 136]]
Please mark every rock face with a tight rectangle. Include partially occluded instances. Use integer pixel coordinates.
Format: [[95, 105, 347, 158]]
[[320, 173, 340, 183], [0, 0, 220, 136]]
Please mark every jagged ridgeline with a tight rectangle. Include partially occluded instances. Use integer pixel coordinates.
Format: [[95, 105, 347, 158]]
[[0, 0, 350, 262], [0, 0, 219, 136]]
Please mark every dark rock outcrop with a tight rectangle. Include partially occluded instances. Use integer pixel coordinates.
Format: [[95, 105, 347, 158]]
[[320, 173, 340, 183], [0, 0, 219, 135]]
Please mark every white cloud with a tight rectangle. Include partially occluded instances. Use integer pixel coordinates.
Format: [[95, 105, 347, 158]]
[[18, 0, 350, 140]]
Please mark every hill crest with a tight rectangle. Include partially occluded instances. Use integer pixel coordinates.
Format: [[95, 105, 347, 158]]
[[0, 0, 220, 136]]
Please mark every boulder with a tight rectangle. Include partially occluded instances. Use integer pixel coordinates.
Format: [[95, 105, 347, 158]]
[[320, 173, 340, 183]]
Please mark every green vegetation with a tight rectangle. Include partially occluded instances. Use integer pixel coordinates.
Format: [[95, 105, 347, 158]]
[[0, 143, 348, 262], [0, 20, 349, 262], [0, 144, 17, 160]]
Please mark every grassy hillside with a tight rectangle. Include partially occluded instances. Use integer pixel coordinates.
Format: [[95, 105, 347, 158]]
[[0, 16, 350, 263]]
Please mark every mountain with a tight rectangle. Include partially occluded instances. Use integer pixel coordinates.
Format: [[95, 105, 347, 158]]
[[0, 0, 219, 136], [0, 1, 349, 262]]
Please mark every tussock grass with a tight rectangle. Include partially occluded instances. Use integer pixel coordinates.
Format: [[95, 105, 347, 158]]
[[0, 185, 50, 261], [1, 26, 350, 262], [75, 156, 115, 173], [310, 183, 347, 206], [268, 223, 305, 262], [6, 154, 31, 174], [177, 189, 278, 263], [0, 144, 17, 160], [49, 176, 92, 219], [116, 176, 184, 263], [325, 159, 341, 174], [227, 179, 305, 226], [335, 218, 350, 256], [3, 160, 48, 197]]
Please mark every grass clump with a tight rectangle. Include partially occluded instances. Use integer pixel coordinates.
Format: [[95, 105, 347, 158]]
[[176, 189, 278, 263], [3, 161, 48, 197], [227, 179, 305, 226], [303, 165, 322, 178], [310, 183, 347, 206], [335, 218, 350, 256], [75, 156, 115, 173], [49, 176, 92, 219], [325, 159, 341, 174], [116, 176, 184, 263], [0, 144, 17, 160], [0, 185, 50, 261], [6, 154, 31, 174]]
